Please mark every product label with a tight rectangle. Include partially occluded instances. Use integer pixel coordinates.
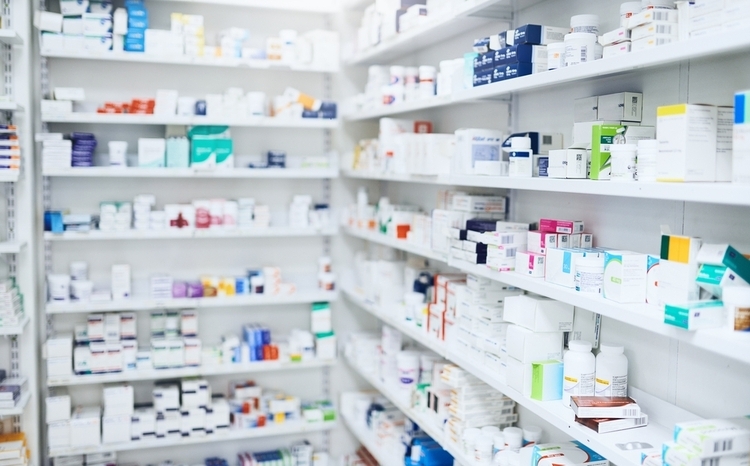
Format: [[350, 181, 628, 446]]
[[595, 375, 628, 396], [564, 372, 595, 397], [732, 306, 750, 331], [471, 144, 500, 167]]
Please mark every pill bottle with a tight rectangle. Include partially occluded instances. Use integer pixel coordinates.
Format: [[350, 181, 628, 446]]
[[476, 435, 494, 465], [620, 2, 642, 26], [547, 42, 566, 70], [482, 426, 501, 437], [575, 257, 604, 294], [48, 274, 71, 301], [564, 33, 602, 67], [570, 14, 600, 34], [418, 66, 437, 98], [595, 344, 629, 396], [69, 261, 88, 281], [492, 433, 505, 455], [610, 144, 638, 182], [70, 280, 93, 302], [396, 350, 420, 391], [509, 137, 533, 178], [523, 426, 542, 446], [642, 0, 675, 9], [503, 427, 523, 451], [463, 428, 482, 455], [637, 139, 658, 181], [563, 340, 595, 406], [723, 287, 750, 332]]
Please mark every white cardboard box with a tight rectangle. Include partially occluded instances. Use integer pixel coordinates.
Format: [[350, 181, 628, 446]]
[[504, 295, 574, 332], [506, 325, 564, 363], [657, 104, 718, 182]]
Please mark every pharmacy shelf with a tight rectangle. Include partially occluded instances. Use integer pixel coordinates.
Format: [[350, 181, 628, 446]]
[[346, 30, 750, 115], [0, 30, 22, 45], [41, 50, 339, 73], [0, 101, 20, 111], [0, 241, 25, 254], [44, 226, 339, 242], [344, 354, 471, 466], [345, 0, 508, 66], [47, 359, 336, 387], [48, 420, 337, 457], [0, 315, 30, 336], [343, 286, 447, 358], [153, 0, 337, 13], [343, 170, 750, 207], [344, 226, 448, 263], [344, 95, 452, 121], [0, 392, 31, 417], [343, 228, 750, 365], [45, 289, 339, 314], [344, 286, 695, 466], [0, 171, 19, 183], [42, 166, 339, 179], [342, 414, 393, 466], [450, 259, 750, 366], [41, 113, 339, 129]]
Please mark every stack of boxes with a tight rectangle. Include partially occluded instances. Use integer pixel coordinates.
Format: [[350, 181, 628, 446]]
[[149, 310, 199, 369], [133, 194, 154, 231], [504, 295, 572, 398], [124, 0, 148, 52], [289, 195, 312, 229], [528, 219, 593, 285], [72, 312, 137, 375], [41, 134, 71, 171], [628, 8, 678, 53], [471, 24, 567, 87], [99, 201, 132, 232], [660, 417, 750, 466], [58, 0, 114, 52], [46, 388, 71, 449], [170, 13, 205, 57], [102, 385, 134, 444], [0, 279, 24, 329]]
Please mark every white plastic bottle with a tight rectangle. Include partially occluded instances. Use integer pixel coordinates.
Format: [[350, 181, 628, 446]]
[[595, 345, 629, 397], [563, 340, 596, 406]]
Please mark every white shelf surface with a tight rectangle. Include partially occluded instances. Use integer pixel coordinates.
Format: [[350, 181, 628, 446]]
[[343, 285, 696, 466], [0, 101, 20, 111], [48, 420, 337, 457], [343, 229, 750, 365], [345, 30, 750, 116], [342, 170, 750, 206], [0, 241, 25, 253], [45, 226, 338, 242], [344, 354, 471, 466], [46, 290, 339, 314], [342, 414, 394, 466], [0, 30, 22, 45], [0, 392, 31, 417], [48, 359, 336, 387], [152, 0, 337, 13], [42, 166, 338, 179], [344, 95, 453, 121], [0, 315, 30, 336], [344, 226, 448, 262], [0, 171, 19, 183], [41, 50, 338, 73], [345, 0, 507, 66], [41, 113, 339, 128]]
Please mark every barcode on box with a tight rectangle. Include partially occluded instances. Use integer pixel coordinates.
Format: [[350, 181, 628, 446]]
[[702, 459, 721, 466], [634, 416, 647, 426], [624, 409, 638, 417], [714, 439, 733, 452]]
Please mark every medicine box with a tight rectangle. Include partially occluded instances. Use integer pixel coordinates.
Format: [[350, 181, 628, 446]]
[[531, 360, 563, 401], [590, 123, 622, 180], [512, 24, 568, 46], [603, 251, 648, 303], [657, 104, 718, 182], [546, 248, 603, 289], [138, 138, 166, 168], [664, 301, 724, 330], [493, 62, 547, 82], [662, 443, 749, 466], [696, 244, 750, 284], [504, 295, 574, 332], [506, 325, 563, 363], [659, 234, 702, 306], [696, 264, 749, 299], [516, 252, 546, 278], [603, 42, 631, 58], [494, 44, 547, 65], [46, 389, 71, 423], [70, 406, 102, 447], [673, 417, 750, 458], [102, 414, 131, 444], [48, 421, 70, 448], [506, 357, 532, 397], [716, 106, 733, 182], [597, 92, 643, 122]]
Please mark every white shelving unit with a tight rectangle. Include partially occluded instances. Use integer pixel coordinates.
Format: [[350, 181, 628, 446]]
[[152, 0, 338, 13], [47, 359, 336, 387], [0, 392, 32, 417], [343, 285, 700, 466], [48, 420, 338, 457], [43, 167, 339, 179], [41, 113, 339, 128], [0, 315, 30, 336], [44, 226, 338, 241], [342, 171, 750, 206], [0, 171, 20, 182], [0, 241, 25, 253], [41, 50, 339, 73], [0, 29, 21, 45], [45, 289, 339, 314], [0, 101, 20, 111], [343, 353, 472, 466], [344, 30, 750, 119], [345, 0, 509, 66], [344, 227, 750, 365], [341, 415, 393, 466]]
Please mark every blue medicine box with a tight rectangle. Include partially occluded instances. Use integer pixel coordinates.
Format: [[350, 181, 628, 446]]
[[492, 62, 534, 82], [472, 51, 494, 72], [473, 71, 492, 87], [495, 44, 545, 65]]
